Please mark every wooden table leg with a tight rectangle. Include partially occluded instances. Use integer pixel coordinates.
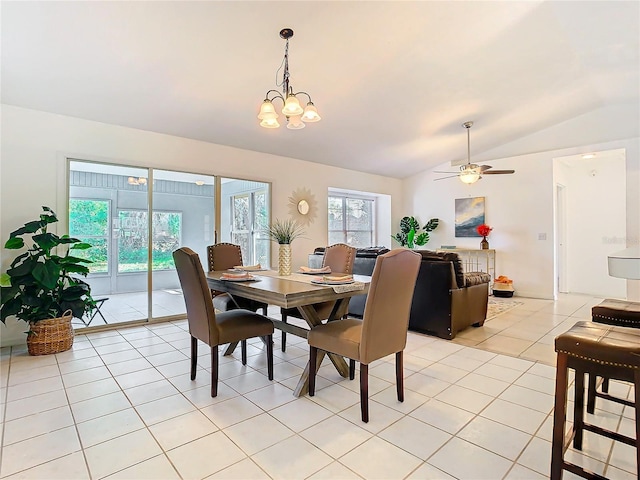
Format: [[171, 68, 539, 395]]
[[223, 341, 239, 356], [292, 301, 351, 397]]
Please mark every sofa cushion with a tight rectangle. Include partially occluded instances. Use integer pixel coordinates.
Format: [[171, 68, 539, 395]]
[[464, 272, 491, 287], [417, 250, 465, 288]]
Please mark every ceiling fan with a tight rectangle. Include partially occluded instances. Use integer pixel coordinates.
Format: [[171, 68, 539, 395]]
[[435, 121, 515, 184]]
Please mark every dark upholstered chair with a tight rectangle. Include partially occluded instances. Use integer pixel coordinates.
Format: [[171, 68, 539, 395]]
[[308, 249, 421, 422], [207, 243, 268, 315], [173, 247, 274, 397], [280, 243, 357, 351]]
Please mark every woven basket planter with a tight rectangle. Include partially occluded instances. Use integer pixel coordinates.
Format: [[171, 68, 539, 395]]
[[27, 310, 74, 356]]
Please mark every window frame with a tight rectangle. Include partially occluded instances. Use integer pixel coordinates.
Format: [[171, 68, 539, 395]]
[[328, 193, 376, 247]]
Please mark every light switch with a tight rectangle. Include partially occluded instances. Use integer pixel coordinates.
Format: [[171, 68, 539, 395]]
[[538, 233, 547, 240]]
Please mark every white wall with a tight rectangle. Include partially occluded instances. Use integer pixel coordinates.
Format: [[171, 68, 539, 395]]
[[554, 151, 627, 298], [404, 137, 640, 300], [0, 105, 404, 346]]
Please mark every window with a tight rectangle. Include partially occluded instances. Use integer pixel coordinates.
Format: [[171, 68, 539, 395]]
[[118, 210, 181, 272], [229, 190, 269, 266], [69, 199, 110, 273], [328, 195, 375, 247]]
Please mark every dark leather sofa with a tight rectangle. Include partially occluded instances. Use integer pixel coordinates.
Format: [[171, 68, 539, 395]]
[[409, 250, 490, 340], [309, 247, 490, 340]]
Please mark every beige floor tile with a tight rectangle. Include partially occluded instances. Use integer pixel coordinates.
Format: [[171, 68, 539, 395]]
[[208, 458, 270, 479], [475, 335, 534, 356], [167, 432, 246, 479], [340, 436, 422, 480], [410, 399, 475, 435], [104, 454, 180, 479], [300, 415, 372, 459], [308, 461, 362, 479], [270, 396, 334, 432], [84, 428, 162, 478], [2, 452, 90, 480], [379, 416, 451, 460], [200, 396, 262, 429], [77, 408, 145, 447], [3, 405, 74, 445], [149, 410, 218, 451], [135, 393, 196, 425], [0, 426, 81, 477], [429, 437, 512, 479], [70, 390, 131, 423], [252, 435, 333, 480], [224, 412, 294, 455]]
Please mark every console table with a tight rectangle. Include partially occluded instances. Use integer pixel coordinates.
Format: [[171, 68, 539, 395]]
[[437, 248, 496, 288]]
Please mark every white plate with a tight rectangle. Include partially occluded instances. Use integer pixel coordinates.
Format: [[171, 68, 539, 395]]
[[297, 270, 331, 275], [310, 279, 355, 285], [221, 276, 259, 282]]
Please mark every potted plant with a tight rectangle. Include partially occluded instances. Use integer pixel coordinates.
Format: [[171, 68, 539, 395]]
[[1, 206, 96, 355], [392, 216, 439, 249], [476, 224, 493, 249], [266, 218, 305, 275]]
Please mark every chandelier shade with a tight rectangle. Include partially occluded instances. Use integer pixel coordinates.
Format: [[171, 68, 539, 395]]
[[258, 29, 321, 129]]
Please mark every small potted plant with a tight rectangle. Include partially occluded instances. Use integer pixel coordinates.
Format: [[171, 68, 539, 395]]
[[392, 216, 439, 249], [476, 224, 493, 250], [266, 218, 305, 275], [1, 206, 96, 355]]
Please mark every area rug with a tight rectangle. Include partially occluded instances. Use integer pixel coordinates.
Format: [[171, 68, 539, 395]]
[[486, 297, 524, 321]]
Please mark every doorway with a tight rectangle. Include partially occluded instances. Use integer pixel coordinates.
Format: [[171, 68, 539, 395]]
[[553, 149, 627, 298]]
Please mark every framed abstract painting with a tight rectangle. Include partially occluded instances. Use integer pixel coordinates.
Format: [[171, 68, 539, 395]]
[[455, 197, 485, 237]]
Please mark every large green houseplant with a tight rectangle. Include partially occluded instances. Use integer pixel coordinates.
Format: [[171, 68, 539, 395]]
[[392, 216, 439, 248], [1, 207, 96, 348]]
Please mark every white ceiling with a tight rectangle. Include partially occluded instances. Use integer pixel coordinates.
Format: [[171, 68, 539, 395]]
[[2, 1, 638, 179]]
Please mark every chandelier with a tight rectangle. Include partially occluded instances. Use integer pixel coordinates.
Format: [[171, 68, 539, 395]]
[[257, 28, 321, 130]]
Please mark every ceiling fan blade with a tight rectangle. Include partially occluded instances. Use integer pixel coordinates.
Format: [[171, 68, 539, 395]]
[[478, 165, 493, 172], [482, 170, 515, 175], [434, 174, 461, 181], [433, 170, 458, 174]]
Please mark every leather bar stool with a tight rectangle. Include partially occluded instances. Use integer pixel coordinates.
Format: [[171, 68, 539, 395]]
[[551, 321, 640, 479], [587, 299, 640, 414]]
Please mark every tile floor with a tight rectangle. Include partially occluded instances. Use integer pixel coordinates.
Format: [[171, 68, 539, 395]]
[[1, 294, 637, 479]]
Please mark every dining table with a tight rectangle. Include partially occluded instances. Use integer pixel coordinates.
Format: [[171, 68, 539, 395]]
[[205, 269, 371, 396]]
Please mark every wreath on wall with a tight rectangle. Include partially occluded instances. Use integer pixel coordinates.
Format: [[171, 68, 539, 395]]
[[288, 187, 317, 226]]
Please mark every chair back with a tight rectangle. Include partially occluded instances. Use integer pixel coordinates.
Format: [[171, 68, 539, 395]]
[[207, 243, 243, 271], [360, 249, 421, 364], [322, 243, 357, 274], [173, 247, 219, 345]]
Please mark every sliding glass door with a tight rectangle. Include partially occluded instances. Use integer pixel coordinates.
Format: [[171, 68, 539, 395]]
[[69, 162, 268, 330], [150, 170, 215, 319]]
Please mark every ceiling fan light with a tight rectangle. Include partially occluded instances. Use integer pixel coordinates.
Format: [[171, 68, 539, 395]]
[[286, 115, 306, 130], [260, 116, 280, 129], [282, 95, 304, 116], [459, 171, 481, 184], [301, 102, 321, 122], [258, 100, 276, 119]]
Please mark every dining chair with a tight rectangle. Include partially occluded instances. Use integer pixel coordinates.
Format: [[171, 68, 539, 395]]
[[280, 243, 357, 352], [307, 248, 421, 422], [173, 247, 274, 397], [207, 243, 268, 315]]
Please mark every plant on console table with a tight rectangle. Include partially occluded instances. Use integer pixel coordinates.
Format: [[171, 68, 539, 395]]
[[267, 218, 305, 276], [476, 224, 493, 250], [0, 206, 96, 355], [392, 216, 439, 249]]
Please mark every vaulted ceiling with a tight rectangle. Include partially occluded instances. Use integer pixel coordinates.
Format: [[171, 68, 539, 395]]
[[2, 1, 638, 178]]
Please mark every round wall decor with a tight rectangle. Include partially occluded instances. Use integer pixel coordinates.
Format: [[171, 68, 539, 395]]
[[288, 187, 317, 226]]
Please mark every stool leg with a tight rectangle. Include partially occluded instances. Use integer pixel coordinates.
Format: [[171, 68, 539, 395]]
[[635, 370, 640, 480], [573, 368, 585, 450], [552, 353, 569, 480], [587, 373, 597, 414]]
